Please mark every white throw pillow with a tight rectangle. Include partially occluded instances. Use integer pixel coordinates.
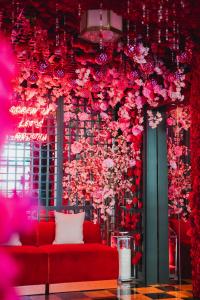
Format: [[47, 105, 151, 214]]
[[4, 233, 22, 246], [53, 211, 85, 244]]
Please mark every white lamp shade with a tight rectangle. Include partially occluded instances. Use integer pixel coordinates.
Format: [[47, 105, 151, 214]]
[[80, 9, 122, 43]]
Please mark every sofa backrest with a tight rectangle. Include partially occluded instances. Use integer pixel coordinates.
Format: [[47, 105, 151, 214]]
[[20, 220, 102, 245], [20, 221, 38, 245]]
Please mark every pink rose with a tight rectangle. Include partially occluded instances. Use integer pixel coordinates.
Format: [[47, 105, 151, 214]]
[[71, 141, 83, 154], [174, 146, 183, 157], [166, 117, 174, 126], [118, 107, 131, 120], [143, 86, 154, 100], [100, 101, 108, 111], [170, 160, 177, 169], [129, 159, 136, 167], [78, 112, 89, 121], [135, 96, 143, 109], [102, 158, 114, 168], [119, 120, 130, 131], [64, 112, 75, 121], [100, 112, 109, 120], [132, 125, 143, 136]]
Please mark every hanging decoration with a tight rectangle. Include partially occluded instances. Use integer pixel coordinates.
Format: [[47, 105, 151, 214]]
[[167, 105, 191, 220]]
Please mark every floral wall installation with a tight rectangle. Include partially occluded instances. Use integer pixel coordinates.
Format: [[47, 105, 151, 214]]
[[3, 15, 191, 269], [189, 51, 200, 298], [167, 105, 191, 221]]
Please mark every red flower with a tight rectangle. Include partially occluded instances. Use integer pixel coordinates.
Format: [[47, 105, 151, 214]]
[[130, 185, 136, 193], [138, 201, 143, 209], [127, 168, 134, 177], [132, 197, 138, 205], [133, 233, 142, 246], [132, 251, 142, 265]]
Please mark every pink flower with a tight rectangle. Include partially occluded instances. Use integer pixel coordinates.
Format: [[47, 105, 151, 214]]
[[174, 146, 183, 157], [64, 112, 75, 121], [166, 117, 174, 126], [99, 102, 108, 111], [129, 159, 136, 167], [78, 112, 89, 121], [71, 141, 83, 154], [143, 86, 154, 100], [119, 120, 130, 131], [92, 190, 103, 202], [132, 125, 143, 136], [102, 158, 114, 168], [118, 107, 131, 120], [100, 112, 109, 120], [170, 160, 177, 169], [135, 96, 143, 109]]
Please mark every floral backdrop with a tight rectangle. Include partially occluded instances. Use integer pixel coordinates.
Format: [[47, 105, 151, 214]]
[[0, 3, 194, 281], [189, 51, 200, 297], [167, 105, 191, 221], [0, 0, 200, 296], [6, 22, 192, 268]]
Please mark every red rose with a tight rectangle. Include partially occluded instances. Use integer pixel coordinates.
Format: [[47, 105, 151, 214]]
[[127, 168, 134, 177], [132, 251, 142, 265]]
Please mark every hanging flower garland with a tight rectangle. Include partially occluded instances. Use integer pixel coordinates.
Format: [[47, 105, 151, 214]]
[[9, 36, 190, 230], [9, 34, 190, 142], [63, 134, 136, 223], [167, 105, 191, 220]]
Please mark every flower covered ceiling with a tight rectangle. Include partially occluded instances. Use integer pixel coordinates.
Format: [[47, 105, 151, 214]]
[[0, 0, 198, 143], [1, 0, 200, 52]]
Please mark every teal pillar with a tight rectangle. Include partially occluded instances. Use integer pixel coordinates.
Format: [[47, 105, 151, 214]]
[[143, 110, 169, 284]]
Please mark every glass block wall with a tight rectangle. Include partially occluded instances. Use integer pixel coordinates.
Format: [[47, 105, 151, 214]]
[[0, 138, 31, 197]]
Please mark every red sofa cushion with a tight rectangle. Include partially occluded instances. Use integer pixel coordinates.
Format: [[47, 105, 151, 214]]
[[5, 246, 48, 285], [37, 221, 55, 245], [20, 221, 38, 246], [83, 221, 102, 243], [36, 220, 102, 245], [40, 243, 118, 283]]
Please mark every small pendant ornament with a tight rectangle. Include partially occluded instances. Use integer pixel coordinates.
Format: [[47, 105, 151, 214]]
[[27, 72, 38, 83], [95, 52, 109, 65], [38, 60, 49, 73], [54, 66, 65, 78]]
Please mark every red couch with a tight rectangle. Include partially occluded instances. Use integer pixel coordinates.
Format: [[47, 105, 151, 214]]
[[5, 221, 119, 288]]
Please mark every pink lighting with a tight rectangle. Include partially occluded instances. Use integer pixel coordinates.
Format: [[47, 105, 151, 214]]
[[9, 106, 54, 116], [18, 119, 44, 128], [13, 133, 47, 142]]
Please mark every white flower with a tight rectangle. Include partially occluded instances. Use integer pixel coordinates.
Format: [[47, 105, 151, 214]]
[[102, 158, 115, 168]]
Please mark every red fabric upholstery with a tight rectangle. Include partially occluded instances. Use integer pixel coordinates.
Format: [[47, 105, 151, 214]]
[[37, 221, 55, 245], [83, 221, 102, 243], [5, 220, 118, 286], [20, 221, 38, 246], [40, 243, 118, 283], [5, 246, 48, 285], [36, 221, 102, 245]]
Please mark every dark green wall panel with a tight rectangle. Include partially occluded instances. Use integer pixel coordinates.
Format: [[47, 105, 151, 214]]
[[144, 110, 169, 284]]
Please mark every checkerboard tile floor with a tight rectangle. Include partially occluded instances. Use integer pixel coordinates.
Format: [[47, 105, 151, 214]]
[[22, 279, 195, 300]]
